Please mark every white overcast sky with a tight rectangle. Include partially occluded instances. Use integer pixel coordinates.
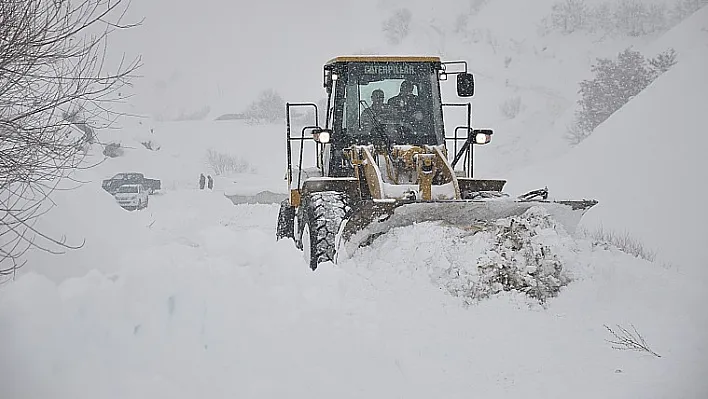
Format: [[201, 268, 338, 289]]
[[110, 0, 390, 117]]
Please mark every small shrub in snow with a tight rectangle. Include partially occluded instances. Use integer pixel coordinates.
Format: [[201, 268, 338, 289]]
[[565, 123, 591, 146], [242, 89, 285, 124], [382, 8, 412, 45], [206, 149, 254, 176], [499, 96, 522, 119], [604, 324, 661, 357], [649, 47, 678, 73], [102, 142, 124, 158], [442, 207, 573, 306], [581, 225, 657, 262], [569, 47, 677, 144]]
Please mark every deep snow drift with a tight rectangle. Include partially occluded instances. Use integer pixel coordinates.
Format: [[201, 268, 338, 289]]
[[2, 188, 707, 398]]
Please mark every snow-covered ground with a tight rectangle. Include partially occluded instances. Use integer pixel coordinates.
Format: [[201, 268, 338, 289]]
[[2, 1, 708, 398], [2, 200, 707, 398]]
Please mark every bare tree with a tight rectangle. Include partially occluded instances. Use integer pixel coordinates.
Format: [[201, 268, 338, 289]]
[[0, 0, 142, 280]]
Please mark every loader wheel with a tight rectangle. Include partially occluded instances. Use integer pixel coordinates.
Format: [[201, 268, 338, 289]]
[[300, 191, 350, 271]]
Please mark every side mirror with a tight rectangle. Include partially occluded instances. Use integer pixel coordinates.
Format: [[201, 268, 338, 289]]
[[312, 128, 332, 144], [457, 73, 475, 97], [472, 128, 493, 144]]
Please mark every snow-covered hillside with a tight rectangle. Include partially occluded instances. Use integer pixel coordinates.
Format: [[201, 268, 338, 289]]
[[2, 1, 708, 398], [109, 0, 703, 174], [505, 5, 708, 278], [392, 0, 704, 175]]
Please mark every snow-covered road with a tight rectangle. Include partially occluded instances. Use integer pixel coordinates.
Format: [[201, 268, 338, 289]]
[[1, 186, 706, 399]]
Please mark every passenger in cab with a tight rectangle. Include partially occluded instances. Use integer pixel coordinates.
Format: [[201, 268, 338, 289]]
[[360, 89, 391, 128]]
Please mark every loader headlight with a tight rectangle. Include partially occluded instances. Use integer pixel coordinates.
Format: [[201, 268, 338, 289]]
[[472, 128, 494, 145], [475, 133, 491, 144], [318, 131, 330, 143], [312, 128, 332, 144]]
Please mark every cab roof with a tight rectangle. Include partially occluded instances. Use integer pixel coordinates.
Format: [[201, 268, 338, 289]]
[[325, 56, 441, 65]]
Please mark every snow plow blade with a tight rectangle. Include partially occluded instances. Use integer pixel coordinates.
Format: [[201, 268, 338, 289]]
[[335, 197, 598, 261]]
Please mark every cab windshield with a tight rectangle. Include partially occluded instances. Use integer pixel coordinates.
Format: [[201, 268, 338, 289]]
[[340, 62, 444, 146]]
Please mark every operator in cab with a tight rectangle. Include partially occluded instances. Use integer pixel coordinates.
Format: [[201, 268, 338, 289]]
[[388, 80, 424, 123], [360, 89, 391, 128]]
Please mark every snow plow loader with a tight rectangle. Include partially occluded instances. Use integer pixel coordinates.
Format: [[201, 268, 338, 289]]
[[276, 56, 597, 270]]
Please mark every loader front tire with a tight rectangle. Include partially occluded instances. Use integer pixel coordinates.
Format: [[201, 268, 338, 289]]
[[300, 191, 349, 271]]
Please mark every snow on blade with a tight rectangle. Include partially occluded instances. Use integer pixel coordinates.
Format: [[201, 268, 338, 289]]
[[336, 198, 595, 262], [340, 205, 582, 306]]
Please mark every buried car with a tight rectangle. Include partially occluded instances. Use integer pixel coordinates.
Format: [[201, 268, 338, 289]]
[[113, 184, 149, 210]]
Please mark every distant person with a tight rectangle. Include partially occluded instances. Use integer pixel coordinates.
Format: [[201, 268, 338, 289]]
[[207, 175, 213, 190], [199, 173, 206, 190]]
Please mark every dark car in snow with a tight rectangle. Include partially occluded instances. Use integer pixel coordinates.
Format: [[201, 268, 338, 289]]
[[102, 172, 161, 195]]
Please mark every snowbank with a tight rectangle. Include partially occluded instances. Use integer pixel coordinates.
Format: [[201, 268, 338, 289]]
[[20, 165, 151, 282], [21, 167, 254, 282], [504, 7, 708, 276], [2, 192, 707, 398], [14, 115, 310, 282]]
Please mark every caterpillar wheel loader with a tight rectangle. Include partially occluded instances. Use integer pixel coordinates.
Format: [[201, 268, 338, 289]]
[[276, 56, 597, 270]]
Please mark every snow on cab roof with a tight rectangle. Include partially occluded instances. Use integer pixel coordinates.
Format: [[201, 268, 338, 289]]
[[325, 56, 441, 65]]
